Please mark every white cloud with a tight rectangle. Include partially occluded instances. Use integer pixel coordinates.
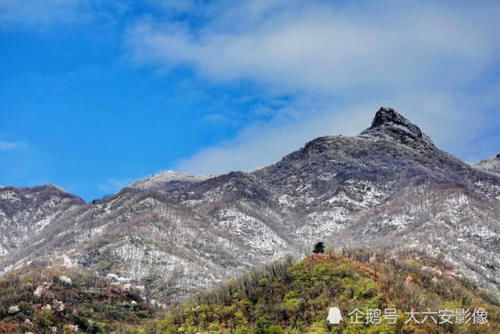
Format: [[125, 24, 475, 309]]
[[129, 1, 500, 171], [129, 1, 499, 92], [0, 141, 26, 151]]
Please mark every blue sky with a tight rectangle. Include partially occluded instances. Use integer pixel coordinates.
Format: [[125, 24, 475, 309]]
[[1, 0, 500, 201]]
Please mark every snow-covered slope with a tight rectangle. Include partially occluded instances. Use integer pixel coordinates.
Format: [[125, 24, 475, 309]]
[[0, 185, 84, 257]]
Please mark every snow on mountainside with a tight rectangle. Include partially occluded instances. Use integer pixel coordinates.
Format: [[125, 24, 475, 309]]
[[0, 107, 499, 304], [130, 170, 214, 192], [0, 185, 84, 257]]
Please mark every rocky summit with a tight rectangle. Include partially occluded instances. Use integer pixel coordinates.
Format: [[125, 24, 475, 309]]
[[0, 108, 499, 304], [360, 106, 434, 147]]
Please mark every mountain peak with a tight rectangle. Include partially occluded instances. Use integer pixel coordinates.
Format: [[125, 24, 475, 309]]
[[371, 107, 418, 130], [360, 107, 433, 147], [129, 170, 213, 192]]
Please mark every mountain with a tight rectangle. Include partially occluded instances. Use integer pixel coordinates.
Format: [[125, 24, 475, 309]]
[[3, 251, 498, 333], [0, 107, 499, 305]]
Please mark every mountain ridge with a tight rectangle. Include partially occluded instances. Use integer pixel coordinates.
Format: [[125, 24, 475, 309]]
[[1, 107, 498, 305]]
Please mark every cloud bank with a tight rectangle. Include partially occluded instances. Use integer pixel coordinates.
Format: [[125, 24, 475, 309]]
[[130, 1, 497, 93], [125, 0, 500, 173]]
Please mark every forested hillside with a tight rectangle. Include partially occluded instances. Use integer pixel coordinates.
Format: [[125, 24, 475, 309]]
[[0, 266, 154, 333], [154, 250, 499, 333], [1, 250, 498, 333]]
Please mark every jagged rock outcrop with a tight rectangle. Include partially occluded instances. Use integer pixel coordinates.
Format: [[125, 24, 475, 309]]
[[360, 106, 434, 148], [1, 108, 499, 303]]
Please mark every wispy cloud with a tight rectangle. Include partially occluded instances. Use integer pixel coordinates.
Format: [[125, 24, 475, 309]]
[[176, 101, 373, 173], [0, 0, 130, 28], [126, 0, 500, 172], [0, 0, 86, 26], [98, 177, 134, 194], [0, 141, 26, 151]]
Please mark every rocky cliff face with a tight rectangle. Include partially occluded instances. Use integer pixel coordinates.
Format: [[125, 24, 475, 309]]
[[1, 108, 499, 303]]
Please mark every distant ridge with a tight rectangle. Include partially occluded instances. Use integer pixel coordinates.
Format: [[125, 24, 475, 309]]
[[129, 170, 214, 192]]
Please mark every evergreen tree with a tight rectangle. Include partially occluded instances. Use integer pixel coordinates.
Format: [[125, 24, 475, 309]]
[[313, 242, 325, 254]]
